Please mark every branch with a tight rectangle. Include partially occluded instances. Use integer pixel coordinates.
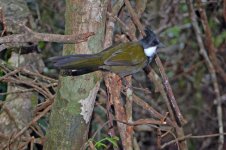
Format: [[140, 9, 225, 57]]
[[186, 1, 224, 150], [161, 132, 226, 149], [114, 118, 166, 126], [133, 94, 175, 127], [197, 1, 226, 83], [124, 0, 145, 36], [196, 1, 224, 149], [155, 56, 187, 127], [3, 104, 52, 149], [224, 0, 226, 22], [0, 31, 94, 44], [0, 25, 94, 51]]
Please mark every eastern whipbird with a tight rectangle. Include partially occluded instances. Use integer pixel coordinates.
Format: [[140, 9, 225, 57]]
[[48, 28, 162, 77]]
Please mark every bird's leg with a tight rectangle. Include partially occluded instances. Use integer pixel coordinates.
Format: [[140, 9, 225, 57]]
[[148, 54, 157, 64]]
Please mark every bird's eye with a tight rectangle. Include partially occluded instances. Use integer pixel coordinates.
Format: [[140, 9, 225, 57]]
[[152, 39, 159, 46]]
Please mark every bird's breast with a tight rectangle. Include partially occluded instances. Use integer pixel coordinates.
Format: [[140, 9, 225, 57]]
[[144, 46, 157, 57]]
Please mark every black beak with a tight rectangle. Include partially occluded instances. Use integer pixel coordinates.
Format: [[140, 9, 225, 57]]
[[157, 42, 165, 48]]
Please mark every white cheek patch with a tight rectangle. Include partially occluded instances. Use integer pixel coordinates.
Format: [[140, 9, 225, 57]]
[[144, 46, 157, 57]]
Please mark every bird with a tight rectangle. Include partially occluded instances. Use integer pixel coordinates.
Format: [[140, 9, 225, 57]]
[[48, 28, 162, 77]]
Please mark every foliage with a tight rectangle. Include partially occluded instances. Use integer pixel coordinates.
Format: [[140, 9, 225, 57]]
[[89, 136, 119, 150]]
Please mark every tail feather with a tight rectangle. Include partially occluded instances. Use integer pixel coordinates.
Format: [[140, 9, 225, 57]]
[[49, 55, 92, 68], [61, 68, 99, 76], [48, 54, 103, 70]]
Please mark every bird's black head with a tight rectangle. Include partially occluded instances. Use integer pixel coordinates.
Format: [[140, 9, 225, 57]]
[[140, 28, 161, 49]]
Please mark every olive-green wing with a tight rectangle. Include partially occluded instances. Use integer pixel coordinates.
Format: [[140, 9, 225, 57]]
[[104, 42, 144, 66]]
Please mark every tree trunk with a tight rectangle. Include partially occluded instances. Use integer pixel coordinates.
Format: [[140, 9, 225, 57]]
[[44, 0, 108, 149]]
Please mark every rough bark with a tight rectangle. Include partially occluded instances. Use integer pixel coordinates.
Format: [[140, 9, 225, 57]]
[[44, 0, 108, 149]]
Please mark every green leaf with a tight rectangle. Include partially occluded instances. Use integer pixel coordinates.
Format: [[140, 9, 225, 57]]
[[167, 26, 181, 38], [38, 41, 46, 49], [213, 31, 226, 47], [93, 136, 119, 149], [95, 141, 107, 149], [106, 136, 119, 148]]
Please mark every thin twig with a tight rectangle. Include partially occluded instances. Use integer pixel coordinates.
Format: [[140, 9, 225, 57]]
[[161, 134, 192, 149], [124, 0, 145, 36], [114, 118, 166, 126], [161, 132, 226, 149], [133, 94, 175, 127], [2, 104, 52, 149]]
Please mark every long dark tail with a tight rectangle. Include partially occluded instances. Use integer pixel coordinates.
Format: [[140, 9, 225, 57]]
[[48, 54, 103, 75]]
